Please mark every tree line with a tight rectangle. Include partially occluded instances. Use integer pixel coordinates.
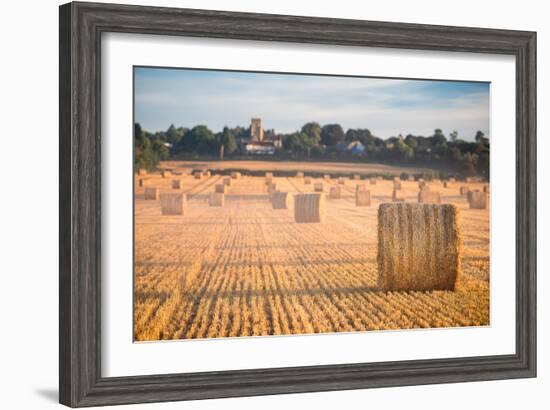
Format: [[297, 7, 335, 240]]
[[134, 121, 489, 177]]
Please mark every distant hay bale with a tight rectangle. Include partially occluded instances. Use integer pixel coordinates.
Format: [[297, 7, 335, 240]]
[[160, 192, 186, 215], [449, 177, 456, 183], [443, 181, 448, 188], [418, 179, 427, 189], [161, 170, 171, 178], [193, 171, 202, 180], [272, 192, 292, 209], [393, 180, 402, 190], [329, 186, 341, 199], [408, 176, 415, 181], [392, 189, 405, 202], [459, 186, 469, 196], [355, 189, 371, 206], [469, 190, 489, 209], [202, 170, 211, 177], [304, 176, 312, 184], [138, 178, 149, 187], [354, 174, 361, 180], [296, 171, 304, 178], [215, 183, 226, 194], [323, 174, 331, 180], [466, 177, 473, 183], [265, 176, 273, 185], [231, 171, 241, 179], [137, 169, 147, 176], [223, 177, 232, 186], [171, 179, 182, 189], [356, 184, 367, 192], [294, 193, 326, 223], [377, 203, 462, 291], [267, 182, 277, 194], [144, 187, 159, 200], [209, 192, 225, 207], [418, 189, 441, 204], [369, 178, 377, 185], [266, 172, 273, 178], [483, 185, 489, 193], [338, 177, 346, 185], [314, 182, 323, 192]]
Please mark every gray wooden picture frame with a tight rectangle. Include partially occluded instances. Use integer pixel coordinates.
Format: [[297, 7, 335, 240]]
[[59, 1, 537, 407]]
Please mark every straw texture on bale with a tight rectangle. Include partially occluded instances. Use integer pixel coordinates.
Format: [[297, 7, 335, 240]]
[[296, 171, 304, 178], [271, 192, 292, 209], [355, 189, 371, 206], [161, 170, 171, 178], [329, 186, 341, 199], [338, 177, 346, 185], [460, 186, 469, 196], [304, 177, 312, 184], [314, 182, 323, 192], [418, 189, 441, 204], [294, 193, 326, 223], [393, 180, 402, 190], [144, 187, 159, 200], [137, 169, 147, 176], [160, 193, 187, 215], [215, 184, 226, 194], [377, 203, 462, 291], [209, 192, 225, 207], [469, 191, 489, 209], [171, 179, 182, 189]]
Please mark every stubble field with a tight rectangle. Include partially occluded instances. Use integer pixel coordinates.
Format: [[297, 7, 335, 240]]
[[134, 161, 490, 341]]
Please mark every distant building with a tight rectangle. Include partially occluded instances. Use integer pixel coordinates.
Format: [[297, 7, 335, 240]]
[[241, 118, 282, 155]]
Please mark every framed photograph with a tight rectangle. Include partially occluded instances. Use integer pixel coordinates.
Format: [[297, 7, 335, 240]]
[[59, 2, 536, 407]]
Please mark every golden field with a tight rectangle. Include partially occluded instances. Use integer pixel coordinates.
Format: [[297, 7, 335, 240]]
[[134, 161, 490, 341]]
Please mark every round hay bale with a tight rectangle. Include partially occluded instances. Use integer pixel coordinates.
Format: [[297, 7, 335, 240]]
[[137, 169, 147, 176], [392, 189, 405, 202], [144, 187, 159, 200], [338, 177, 346, 185], [355, 190, 371, 206], [296, 171, 304, 178], [418, 189, 441, 204], [304, 176, 312, 184], [193, 171, 202, 180], [314, 182, 323, 192], [459, 186, 469, 196], [209, 192, 225, 207], [231, 171, 241, 179], [329, 186, 341, 199], [294, 193, 326, 223], [449, 177, 456, 183], [160, 192, 187, 215], [369, 178, 377, 185], [202, 170, 211, 177], [265, 172, 273, 178], [353, 174, 361, 180], [443, 181, 448, 188], [469, 190, 489, 209], [171, 179, 182, 189], [377, 203, 462, 291], [272, 192, 292, 209], [323, 174, 331, 180], [215, 183, 226, 194], [223, 177, 232, 186], [161, 170, 171, 178]]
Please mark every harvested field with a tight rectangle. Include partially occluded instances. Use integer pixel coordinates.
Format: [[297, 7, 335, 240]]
[[134, 163, 490, 341]]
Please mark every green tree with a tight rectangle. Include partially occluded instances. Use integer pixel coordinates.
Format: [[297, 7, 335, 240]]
[[301, 122, 321, 145], [320, 124, 345, 146], [220, 126, 238, 156]]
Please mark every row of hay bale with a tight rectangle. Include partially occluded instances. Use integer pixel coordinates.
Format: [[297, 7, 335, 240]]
[[143, 188, 227, 215], [460, 185, 489, 209]]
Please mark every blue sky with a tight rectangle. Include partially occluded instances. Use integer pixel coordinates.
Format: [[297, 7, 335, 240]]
[[134, 67, 490, 141]]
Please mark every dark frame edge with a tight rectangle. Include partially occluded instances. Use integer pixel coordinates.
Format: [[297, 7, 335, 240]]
[[59, 1, 537, 407]]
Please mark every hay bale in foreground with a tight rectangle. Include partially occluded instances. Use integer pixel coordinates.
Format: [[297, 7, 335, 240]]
[[215, 184, 226, 194], [144, 187, 159, 200], [377, 203, 461, 291], [392, 189, 405, 202], [314, 182, 323, 192], [459, 186, 469, 196], [355, 190, 371, 206], [209, 192, 225, 207], [294, 193, 326, 223], [161, 170, 171, 178], [329, 186, 341, 199], [272, 192, 292, 209], [393, 180, 402, 190], [304, 176, 312, 184], [160, 192, 186, 215], [469, 190, 489, 209], [171, 179, 182, 189], [418, 189, 441, 204]]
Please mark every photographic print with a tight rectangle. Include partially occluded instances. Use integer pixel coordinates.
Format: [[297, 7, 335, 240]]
[[133, 67, 490, 342]]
